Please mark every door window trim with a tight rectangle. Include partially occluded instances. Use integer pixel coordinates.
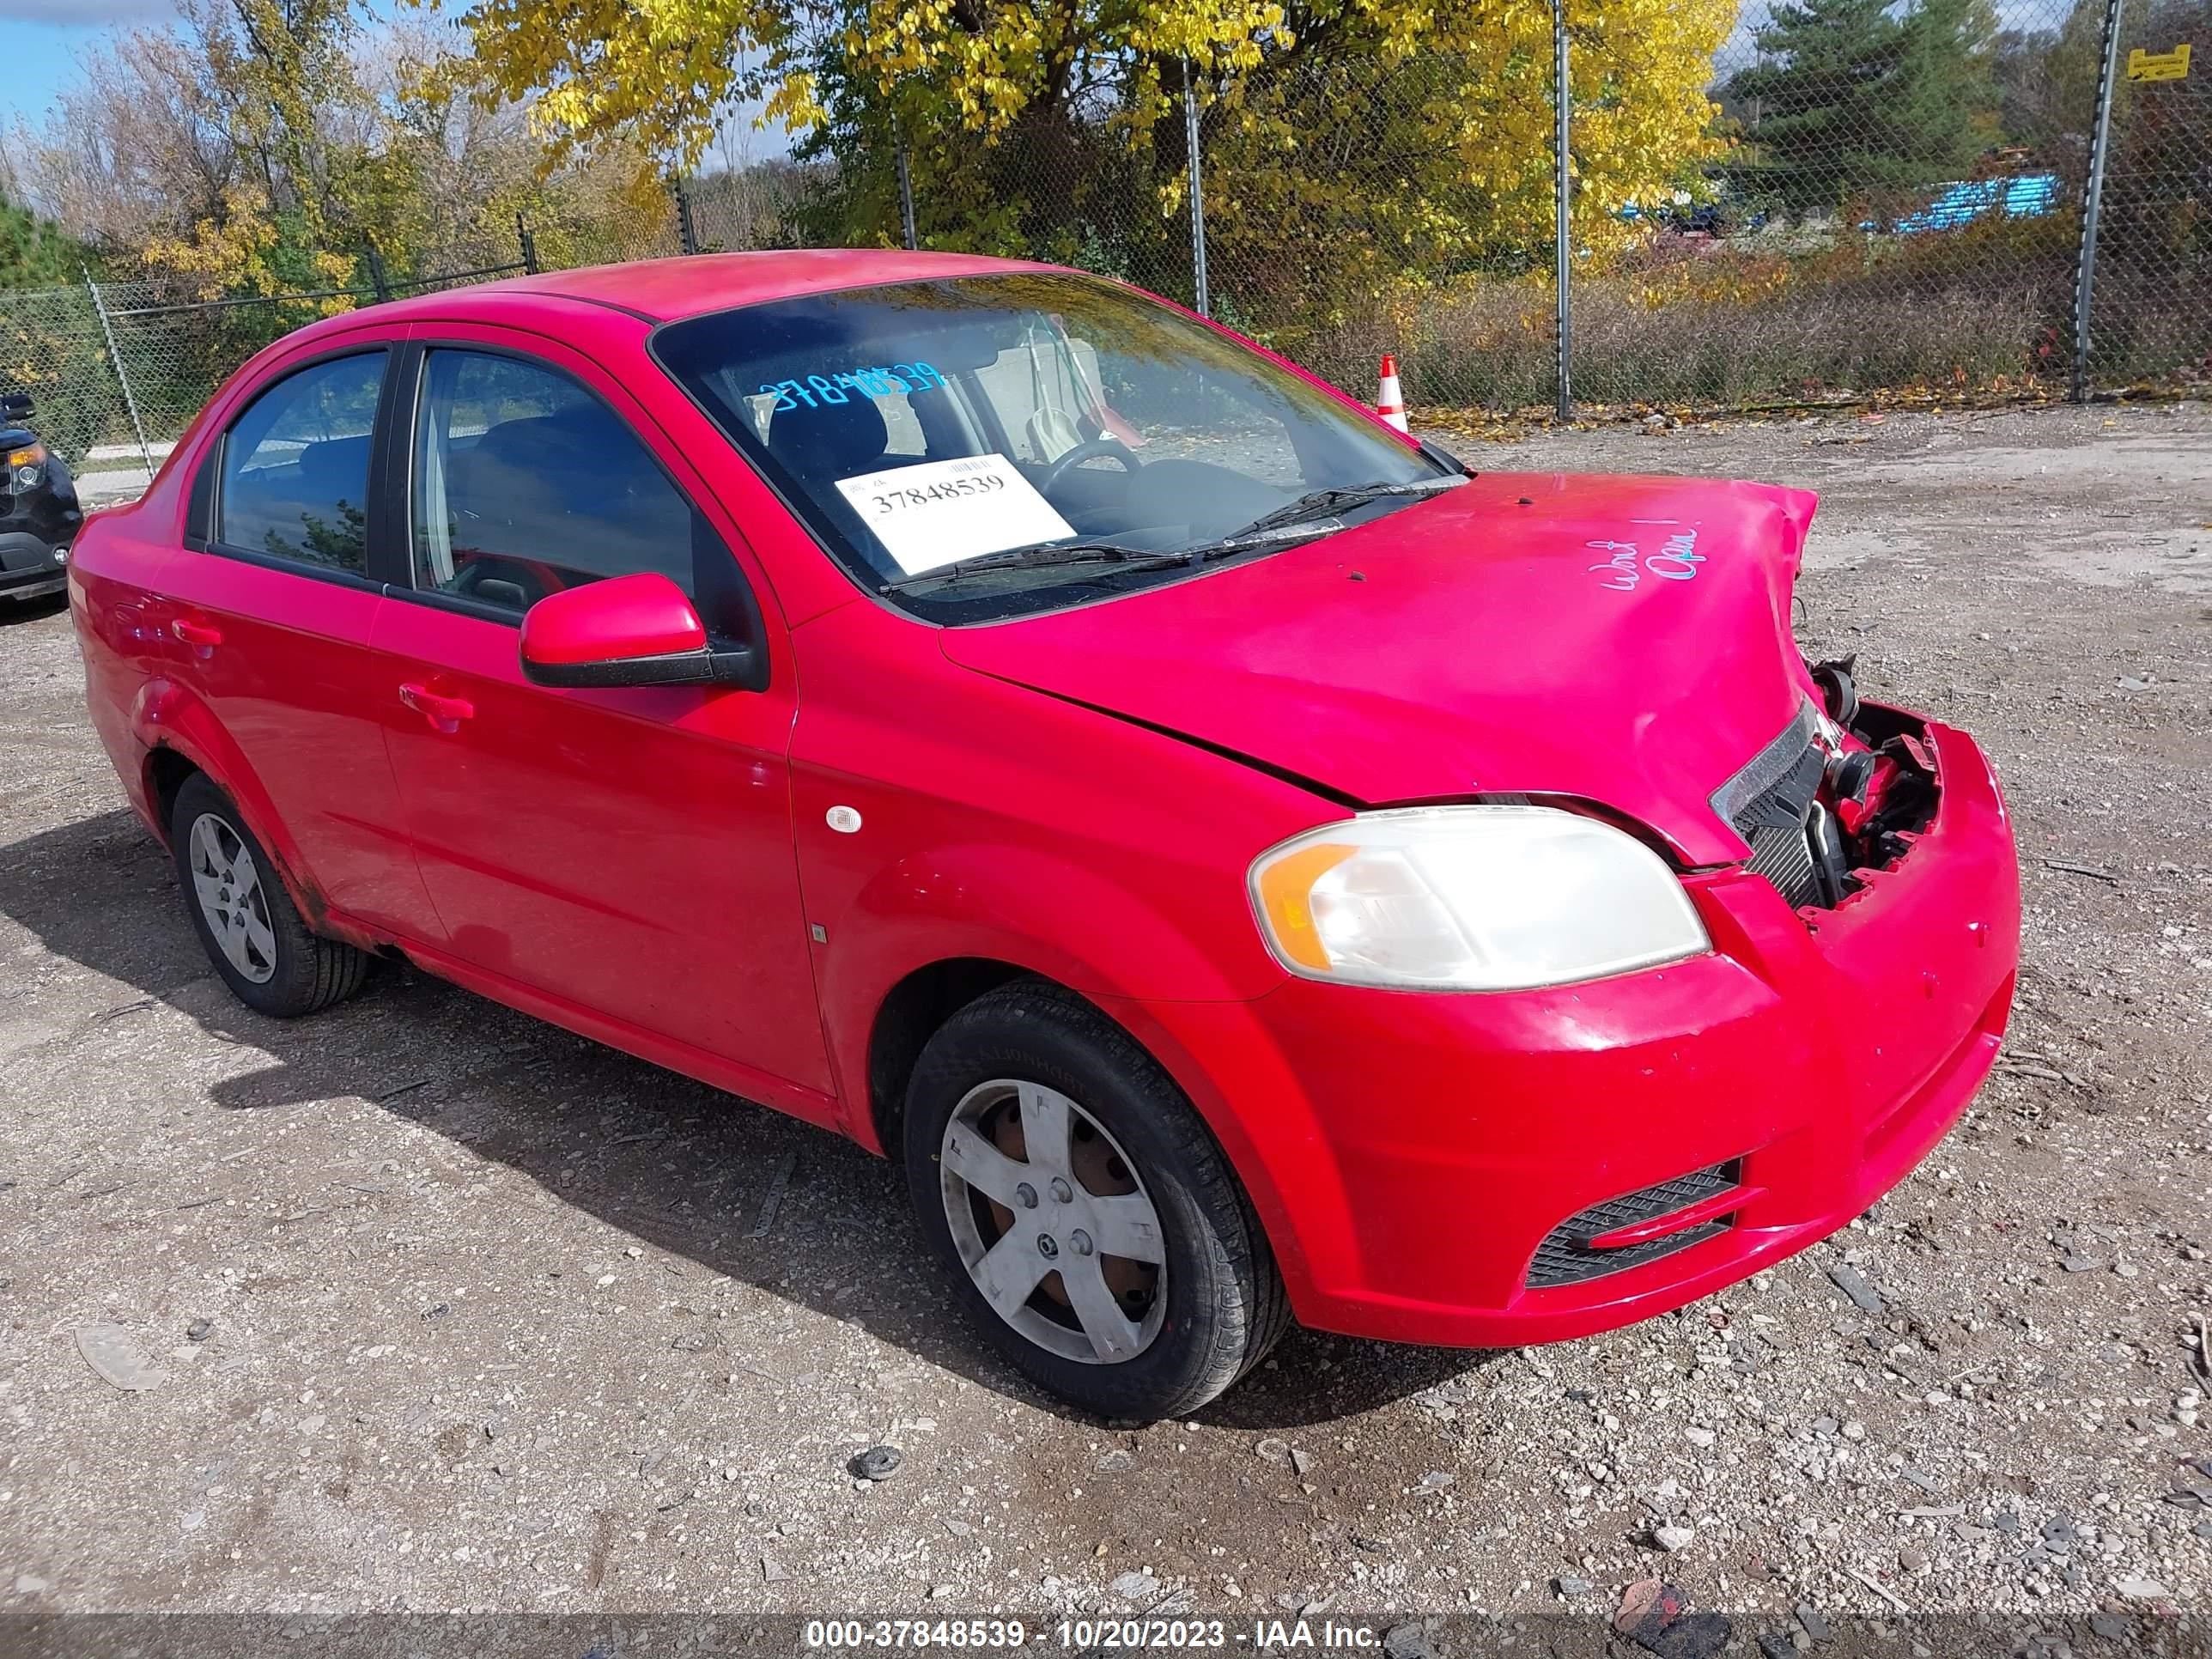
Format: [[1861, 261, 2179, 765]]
[[191, 343, 401, 593], [385, 336, 772, 669]]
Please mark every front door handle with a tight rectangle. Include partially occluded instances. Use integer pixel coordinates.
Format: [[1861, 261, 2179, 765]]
[[171, 617, 222, 652], [398, 682, 476, 733]]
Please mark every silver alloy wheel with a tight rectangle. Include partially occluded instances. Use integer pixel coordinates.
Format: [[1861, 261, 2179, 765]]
[[186, 812, 278, 985], [939, 1079, 1168, 1364]]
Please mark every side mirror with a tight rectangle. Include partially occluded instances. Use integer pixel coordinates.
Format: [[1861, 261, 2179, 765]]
[[2, 392, 33, 422], [519, 572, 765, 690]]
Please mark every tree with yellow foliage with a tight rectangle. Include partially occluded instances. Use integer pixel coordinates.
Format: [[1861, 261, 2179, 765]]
[[458, 0, 1733, 331]]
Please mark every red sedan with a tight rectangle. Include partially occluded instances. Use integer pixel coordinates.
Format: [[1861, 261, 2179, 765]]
[[70, 252, 2020, 1419]]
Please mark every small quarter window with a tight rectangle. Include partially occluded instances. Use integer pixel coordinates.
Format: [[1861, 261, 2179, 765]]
[[217, 352, 384, 573]]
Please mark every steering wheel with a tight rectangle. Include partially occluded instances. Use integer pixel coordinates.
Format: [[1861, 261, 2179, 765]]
[[1035, 436, 1140, 499]]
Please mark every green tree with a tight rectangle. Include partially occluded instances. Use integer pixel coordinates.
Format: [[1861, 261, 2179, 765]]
[[1726, 0, 2000, 218], [0, 201, 107, 456], [0, 198, 95, 288]]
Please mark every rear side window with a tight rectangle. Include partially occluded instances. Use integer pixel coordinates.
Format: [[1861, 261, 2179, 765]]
[[217, 353, 385, 573], [410, 349, 696, 616]]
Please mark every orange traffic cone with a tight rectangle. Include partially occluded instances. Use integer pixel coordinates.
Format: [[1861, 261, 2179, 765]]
[[1376, 354, 1410, 434]]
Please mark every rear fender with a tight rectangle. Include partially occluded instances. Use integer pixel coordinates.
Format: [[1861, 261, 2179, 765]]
[[130, 677, 362, 945]]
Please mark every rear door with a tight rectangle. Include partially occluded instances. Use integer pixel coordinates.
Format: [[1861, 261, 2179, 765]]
[[158, 343, 442, 941], [371, 328, 832, 1106]]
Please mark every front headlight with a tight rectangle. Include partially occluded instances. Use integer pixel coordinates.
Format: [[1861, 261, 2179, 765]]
[[1249, 805, 1710, 991]]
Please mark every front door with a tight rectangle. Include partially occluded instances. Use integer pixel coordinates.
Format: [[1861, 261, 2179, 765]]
[[371, 334, 832, 1105]]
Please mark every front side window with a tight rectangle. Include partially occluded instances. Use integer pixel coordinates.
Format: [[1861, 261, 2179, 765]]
[[410, 349, 697, 616], [217, 352, 385, 573], [653, 273, 1458, 622]]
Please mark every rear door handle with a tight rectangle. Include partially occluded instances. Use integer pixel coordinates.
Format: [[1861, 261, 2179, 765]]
[[398, 682, 475, 732], [171, 617, 222, 650]]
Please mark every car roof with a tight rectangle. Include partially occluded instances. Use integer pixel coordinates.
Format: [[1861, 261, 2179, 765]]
[[367, 249, 1071, 330]]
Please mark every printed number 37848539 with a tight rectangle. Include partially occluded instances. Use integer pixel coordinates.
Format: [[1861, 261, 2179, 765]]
[[866, 471, 1006, 517], [759, 363, 943, 412]]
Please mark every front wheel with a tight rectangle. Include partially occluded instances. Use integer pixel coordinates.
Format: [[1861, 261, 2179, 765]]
[[903, 982, 1289, 1419]]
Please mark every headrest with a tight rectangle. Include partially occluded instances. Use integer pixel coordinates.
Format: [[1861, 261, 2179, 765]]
[[766, 394, 889, 480]]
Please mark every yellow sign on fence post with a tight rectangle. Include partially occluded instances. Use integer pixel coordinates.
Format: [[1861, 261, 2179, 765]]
[[2126, 44, 2191, 81]]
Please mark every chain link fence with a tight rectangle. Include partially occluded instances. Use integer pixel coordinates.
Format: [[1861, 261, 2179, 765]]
[[2083, 0, 2209, 387], [0, 283, 137, 462], [0, 211, 687, 470], [3, 3, 2204, 465], [1590, 0, 2097, 410], [662, 1, 2212, 414]]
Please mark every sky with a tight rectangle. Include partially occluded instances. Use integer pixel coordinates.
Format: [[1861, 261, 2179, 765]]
[[0, 0, 177, 125]]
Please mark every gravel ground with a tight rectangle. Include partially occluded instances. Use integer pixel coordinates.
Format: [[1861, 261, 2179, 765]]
[[2, 400, 2209, 1637]]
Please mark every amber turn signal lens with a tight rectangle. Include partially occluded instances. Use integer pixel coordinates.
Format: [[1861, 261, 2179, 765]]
[[1252, 840, 1355, 971]]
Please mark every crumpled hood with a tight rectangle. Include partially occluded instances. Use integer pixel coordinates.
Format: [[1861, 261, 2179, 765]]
[[940, 471, 1822, 867]]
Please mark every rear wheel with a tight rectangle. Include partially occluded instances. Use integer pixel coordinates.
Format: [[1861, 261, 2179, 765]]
[[904, 982, 1289, 1419], [168, 773, 369, 1017]]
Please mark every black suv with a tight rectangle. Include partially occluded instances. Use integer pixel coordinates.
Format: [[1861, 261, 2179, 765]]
[[0, 392, 83, 607]]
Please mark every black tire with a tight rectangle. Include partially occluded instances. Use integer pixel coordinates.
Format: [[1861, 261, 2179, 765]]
[[168, 772, 369, 1018], [904, 981, 1291, 1419]]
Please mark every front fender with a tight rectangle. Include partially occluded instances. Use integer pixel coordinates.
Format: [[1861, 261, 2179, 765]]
[[817, 842, 1352, 1317], [819, 839, 1285, 1148]]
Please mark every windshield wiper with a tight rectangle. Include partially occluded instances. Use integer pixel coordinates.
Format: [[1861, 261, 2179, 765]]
[[1224, 477, 1462, 541], [1176, 520, 1352, 565], [880, 514, 1381, 599], [878, 540, 1181, 594]]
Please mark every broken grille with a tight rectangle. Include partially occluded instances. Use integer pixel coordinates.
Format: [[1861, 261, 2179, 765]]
[[1526, 1161, 1742, 1289], [1713, 702, 1831, 911]]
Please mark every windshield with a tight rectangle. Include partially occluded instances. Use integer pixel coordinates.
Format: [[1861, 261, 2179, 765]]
[[651, 272, 1459, 621]]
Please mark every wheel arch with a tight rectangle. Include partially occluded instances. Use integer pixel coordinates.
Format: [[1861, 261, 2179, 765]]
[[862, 956, 1034, 1160], [129, 682, 349, 943], [825, 837, 1280, 1147], [857, 957, 1266, 1187], [851, 951, 1331, 1321], [143, 744, 200, 846]]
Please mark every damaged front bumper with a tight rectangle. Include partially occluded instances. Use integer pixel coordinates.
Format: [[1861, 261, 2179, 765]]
[[1112, 712, 2020, 1349]]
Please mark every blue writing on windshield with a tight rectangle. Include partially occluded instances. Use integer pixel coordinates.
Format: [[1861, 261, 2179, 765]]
[[759, 362, 944, 411]]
